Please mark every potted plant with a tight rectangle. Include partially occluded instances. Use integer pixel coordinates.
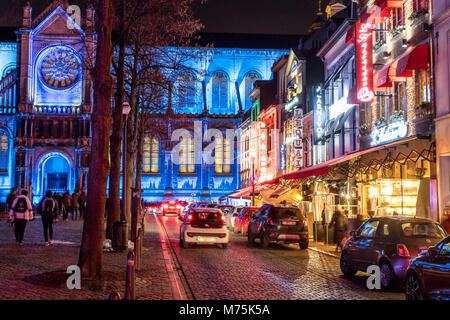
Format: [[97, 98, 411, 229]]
[[390, 110, 405, 122], [374, 39, 385, 51], [408, 8, 428, 22], [359, 123, 370, 136], [414, 102, 432, 117], [374, 117, 386, 126], [390, 25, 405, 37]]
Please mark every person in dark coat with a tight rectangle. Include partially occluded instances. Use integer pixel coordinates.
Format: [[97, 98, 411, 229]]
[[6, 187, 17, 212], [38, 190, 58, 246], [78, 189, 87, 220], [330, 207, 348, 252]]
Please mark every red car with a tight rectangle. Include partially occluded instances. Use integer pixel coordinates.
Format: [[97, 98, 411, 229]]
[[161, 200, 182, 216], [233, 207, 260, 235]]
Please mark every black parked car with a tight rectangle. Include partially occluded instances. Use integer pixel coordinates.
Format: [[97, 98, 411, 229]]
[[247, 204, 308, 249], [405, 235, 450, 300], [340, 216, 447, 289]]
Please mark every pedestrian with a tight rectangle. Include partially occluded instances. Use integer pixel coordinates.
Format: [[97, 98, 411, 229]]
[[62, 190, 71, 221], [6, 187, 17, 212], [330, 207, 348, 252], [9, 189, 33, 246], [54, 192, 64, 219], [71, 190, 80, 220], [38, 190, 58, 246], [78, 189, 87, 220]]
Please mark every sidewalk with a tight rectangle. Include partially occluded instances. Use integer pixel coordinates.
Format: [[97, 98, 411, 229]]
[[308, 240, 341, 258], [0, 215, 176, 300]]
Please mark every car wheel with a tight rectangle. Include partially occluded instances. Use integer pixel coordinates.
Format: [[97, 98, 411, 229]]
[[183, 240, 189, 248], [380, 261, 397, 289], [340, 252, 357, 276], [260, 231, 269, 248], [221, 243, 228, 249], [405, 272, 424, 300], [299, 241, 308, 250], [248, 232, 255, 244]]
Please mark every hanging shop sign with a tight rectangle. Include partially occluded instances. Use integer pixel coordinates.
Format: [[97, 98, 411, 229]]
[[259, 123, 267, 179], [370, 119, 408, 146], [313, 85, 326, 144], [356, 21, 374, 103], [280, 144, 286, 170], [293, 107, 304, 168], [285, 95, 299, 112]]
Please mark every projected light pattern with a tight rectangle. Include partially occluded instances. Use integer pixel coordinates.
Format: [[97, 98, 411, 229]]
[[40, 47, 81, 90]]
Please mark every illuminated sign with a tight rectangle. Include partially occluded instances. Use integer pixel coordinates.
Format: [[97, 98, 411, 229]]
[[293, 108, 303, 168], [280, 144, 286, 170], [285, 95, 299, 112], [313, 86, 326, 144], [356, 21, 374, 103], [370, 119, 407, 146], [259, 124, 267, 180]]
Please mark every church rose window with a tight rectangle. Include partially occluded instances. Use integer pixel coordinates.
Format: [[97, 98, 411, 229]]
[[40, 47, 81, 90]]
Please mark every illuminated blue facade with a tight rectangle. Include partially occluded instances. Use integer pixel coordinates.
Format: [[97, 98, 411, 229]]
[[0, 2, 288, 204]]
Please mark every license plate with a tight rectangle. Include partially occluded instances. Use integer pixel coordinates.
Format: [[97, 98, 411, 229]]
[[197, 236, 216, 242], [282, 220, 297, 225], [170, 207, 174, 209]]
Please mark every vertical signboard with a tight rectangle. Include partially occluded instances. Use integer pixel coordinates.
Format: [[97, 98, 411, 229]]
[[312, 85, 326, 144], [356, 20, 374, 103], [259, 123, 267, 180], [293, 108, 303, 168]]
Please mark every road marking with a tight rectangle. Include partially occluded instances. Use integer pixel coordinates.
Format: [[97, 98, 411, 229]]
[[153, 213, 187, 300]]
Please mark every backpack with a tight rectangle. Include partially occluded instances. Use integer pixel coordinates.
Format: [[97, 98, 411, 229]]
[[42, 198, 55, 217], [14, 197, 28, 213]]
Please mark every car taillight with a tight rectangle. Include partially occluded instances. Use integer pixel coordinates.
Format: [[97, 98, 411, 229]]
[[221, 215, 226, 222], [162, 204, 168, 209], [187, 214, 192, 222], [187, 232, 193, 237], [219, 233, 226, 238], [397, 244, 410, 257]]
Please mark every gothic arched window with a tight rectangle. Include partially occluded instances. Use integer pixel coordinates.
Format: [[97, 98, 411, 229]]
[[176, 72, 196, 113], [244, 72, 260, 111], [143, 135, 159, 173], [179, 136, 195, 173], [215, 133, 231, 174], [0, 130, 9, 173], [211, 72, 228, 113]]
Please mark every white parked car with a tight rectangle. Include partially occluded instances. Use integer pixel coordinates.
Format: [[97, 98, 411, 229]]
[[179, 208, 229, 249], [226, 206, 242, 230]]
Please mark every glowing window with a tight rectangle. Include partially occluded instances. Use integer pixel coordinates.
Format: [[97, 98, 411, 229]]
[[211, 72, 228, 113], [244, 72, 259, 111], [143, 135, 159, 173], [179, 136, 195, 173], [0, 131, 9, 173], [215, 134, 232, 174]]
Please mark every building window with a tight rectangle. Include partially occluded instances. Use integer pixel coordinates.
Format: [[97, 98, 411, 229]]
[[211, 72, 228, 113], [415, 70, 430, 104], [176, 72, 196, 112], [375, 22, 386, 44], [377, 94, 389, 121], [244, 72, 259, 111], [394, 82, 407, 112], [392, 6, 405, 29], [360, 102, 371, 125], [179, 136, 195, 173], [413, 0, 428, 12], [143, 135, 159, 173], [215, 134, 231, 174], [0, 131, 9, 173]]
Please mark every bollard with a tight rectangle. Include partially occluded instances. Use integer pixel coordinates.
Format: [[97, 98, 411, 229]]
[[108, 291, 121, 300], [139, 228, 143, 267], [134, 230, 141, 271], [124, 251, 135, 300]]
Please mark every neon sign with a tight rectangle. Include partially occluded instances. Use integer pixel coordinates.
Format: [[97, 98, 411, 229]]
[[259, 123, 267, 180], [293, 108, 303, 168], [370, 119, 407, 146], [285, 95, 299, 112], [356, 22, 374, 103], [313, 86, 326, 144]]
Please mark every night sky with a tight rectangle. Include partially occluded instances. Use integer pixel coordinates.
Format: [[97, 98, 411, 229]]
[[0, 0, 320, 35]]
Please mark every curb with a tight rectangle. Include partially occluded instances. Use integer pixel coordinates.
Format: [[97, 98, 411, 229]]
[[308, 246, 340, 259]]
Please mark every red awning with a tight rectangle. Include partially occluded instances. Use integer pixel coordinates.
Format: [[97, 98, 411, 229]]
[[228, 187, 252, 198], [258, 177, 280, 186], [396, 43, 430, 76], [345, 24, 355, 44], [283, 164, 329, 180], [376, 64, 392, 88], [389, 59, 412, 80]]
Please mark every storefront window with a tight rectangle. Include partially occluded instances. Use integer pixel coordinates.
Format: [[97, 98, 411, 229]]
[[360, 102, 371, 125], [392, 7, 405, 29], [415, 70, 430, 104], [377, 94, 389, 120], [413, 0, 428, 12]]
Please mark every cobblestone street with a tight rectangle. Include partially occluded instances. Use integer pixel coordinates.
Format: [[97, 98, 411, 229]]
[[0, 214, 405, 300]]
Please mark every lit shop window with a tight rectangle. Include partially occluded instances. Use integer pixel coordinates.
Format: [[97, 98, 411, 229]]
[[360, 102, 371, 125], [415, 70, 430, 104], [0, 131, 8, 173], [377, 93, 390, 121], [179, 136, 195, 173], [413, 0, 428, 12], [215, 134, 231, 174], [211, 72, 228, 113], [391, 6, 405, 29], [394, 82, 407, 113], [143, 135, 159, 173], [244, 72, 259, 111]]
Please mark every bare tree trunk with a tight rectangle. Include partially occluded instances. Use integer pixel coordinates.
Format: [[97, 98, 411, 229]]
[[78, 0, 113, 287], [135, 112, 145, 192], [106, 0, 125, 240]]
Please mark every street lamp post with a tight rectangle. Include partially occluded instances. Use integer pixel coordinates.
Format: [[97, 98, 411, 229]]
[[250, 152, 256, 206], [122, 101, 131, 222]]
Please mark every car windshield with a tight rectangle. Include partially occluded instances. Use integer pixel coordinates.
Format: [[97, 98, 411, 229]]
[[269, 207, 301, 220], [401, 222, 447, 239]]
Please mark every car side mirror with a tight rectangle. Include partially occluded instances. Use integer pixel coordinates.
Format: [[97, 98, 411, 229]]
[[427, 246, 437, 256]]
